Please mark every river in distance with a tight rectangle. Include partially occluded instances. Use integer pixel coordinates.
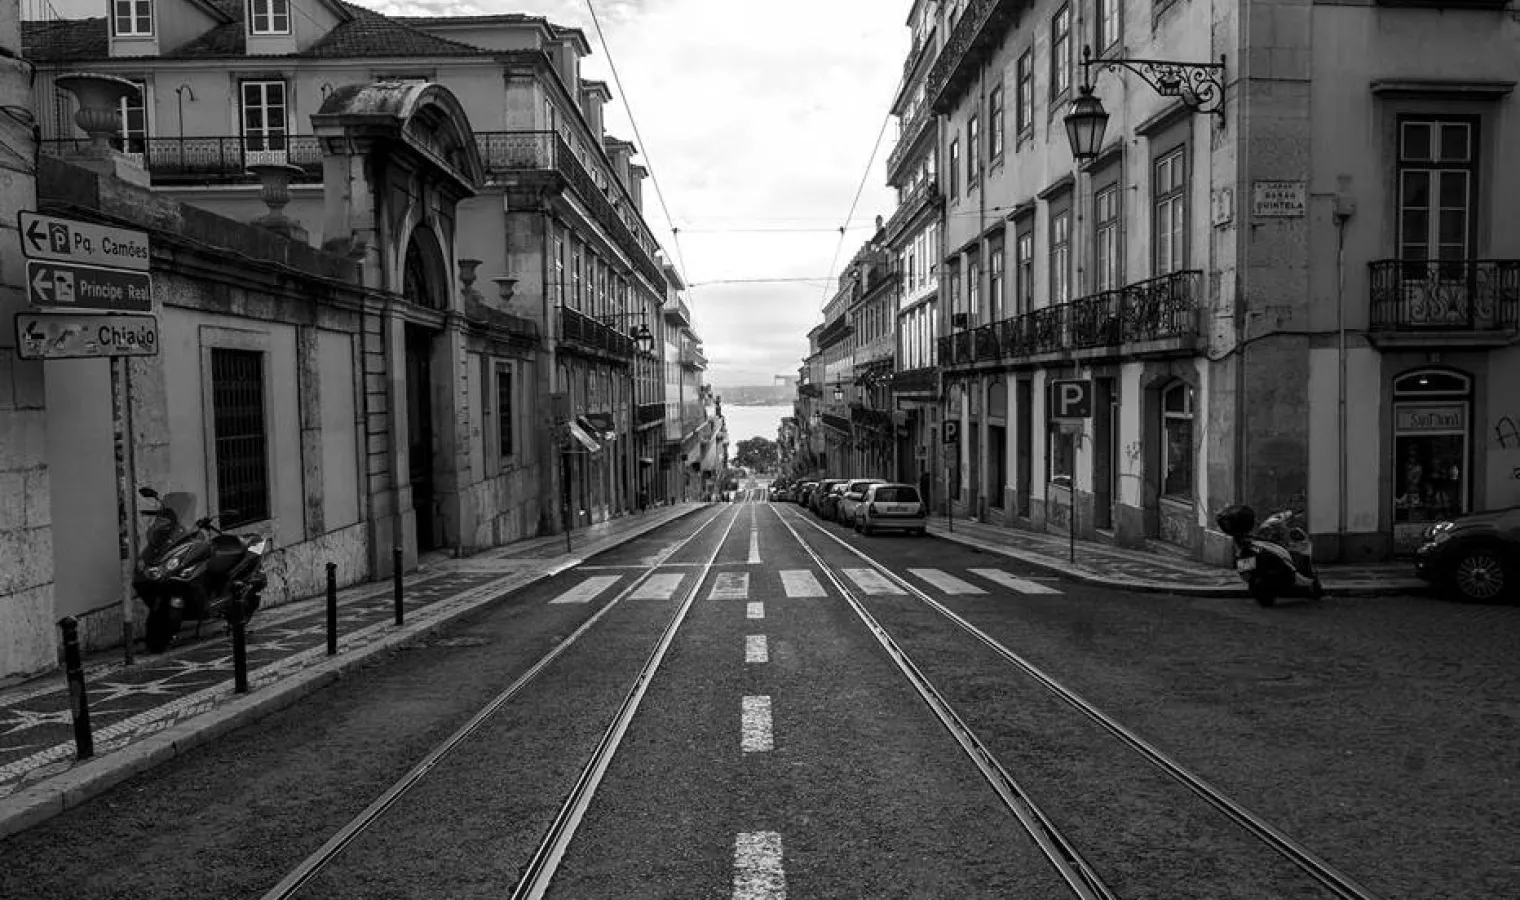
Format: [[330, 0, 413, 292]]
[[721, 403, 792, 444]]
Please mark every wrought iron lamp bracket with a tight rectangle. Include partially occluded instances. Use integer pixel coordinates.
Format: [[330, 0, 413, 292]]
[[1081, 47, 1227, 118]]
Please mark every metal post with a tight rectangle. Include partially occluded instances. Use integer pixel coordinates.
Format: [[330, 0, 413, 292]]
[[325, 562, 338, 656], [57, 617, 94, 760], [392, 546, 404, 626], [230, 596, 249, 694], [561, 447, 573, 554]]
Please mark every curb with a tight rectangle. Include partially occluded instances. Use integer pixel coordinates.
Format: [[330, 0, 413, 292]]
[[0, 503, 712, 840], [928, 527, 1424, 599]]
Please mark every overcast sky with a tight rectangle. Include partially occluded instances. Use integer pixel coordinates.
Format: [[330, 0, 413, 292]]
[[367, 0, 905, 387]]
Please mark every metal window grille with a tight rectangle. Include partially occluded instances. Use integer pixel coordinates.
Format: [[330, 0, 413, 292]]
[[497, 367, 514, 458], [210, 348, 270, 527]]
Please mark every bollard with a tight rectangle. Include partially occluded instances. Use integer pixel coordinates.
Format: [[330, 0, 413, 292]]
[[57, 617, 94, 760], [326, 562, 338, 656], [392, 546, 404, 626], [230, 595, 249, 694]]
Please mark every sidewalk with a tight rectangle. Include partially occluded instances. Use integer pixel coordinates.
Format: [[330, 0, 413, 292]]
[[926, 516, 1427, 598], [0, 503, 711, 839]]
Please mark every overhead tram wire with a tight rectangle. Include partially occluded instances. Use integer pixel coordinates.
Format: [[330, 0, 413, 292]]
[[583, 0, 691, 288], [820, 110, 893, 310]]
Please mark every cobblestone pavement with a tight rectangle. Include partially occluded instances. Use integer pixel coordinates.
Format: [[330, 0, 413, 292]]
[[0, 504, 708, 811]]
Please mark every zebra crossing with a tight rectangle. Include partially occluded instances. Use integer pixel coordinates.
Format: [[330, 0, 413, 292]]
[[541, 566, 1064, 605]]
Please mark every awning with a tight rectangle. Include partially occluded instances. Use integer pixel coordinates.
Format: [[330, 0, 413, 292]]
[[567, 420, 602, 453]]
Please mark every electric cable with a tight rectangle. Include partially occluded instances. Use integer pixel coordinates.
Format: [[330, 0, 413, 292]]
[[820, 110, 893, 309]]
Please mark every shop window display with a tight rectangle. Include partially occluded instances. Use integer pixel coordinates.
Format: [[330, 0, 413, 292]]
[[1391, 369, 1470, 554]]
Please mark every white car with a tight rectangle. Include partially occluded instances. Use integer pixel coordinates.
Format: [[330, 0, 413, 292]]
[[853, 483, 927, 536], [836, 478, 886, 524]]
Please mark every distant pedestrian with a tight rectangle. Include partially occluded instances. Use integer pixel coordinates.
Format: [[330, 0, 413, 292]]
[[918, 470, 931, 509]]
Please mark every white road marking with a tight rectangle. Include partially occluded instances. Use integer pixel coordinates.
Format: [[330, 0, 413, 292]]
[[779, 570, 825, 598], [907, 568, 987, 595], [631, 573, 684, 600], [841, 568, 907, 596], [970, 568, 1064, 595], [733, 831, 786, 900], [747, 601, 765, 619], [748, 529, 762, 564], [741, 695, 773, 752], [547, 575, 621, 604], [745, 635, 769, 664], [710, 572, 751, 600]]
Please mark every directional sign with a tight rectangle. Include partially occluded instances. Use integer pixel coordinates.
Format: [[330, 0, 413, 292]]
[[1049, 379, 1093, 419], [18, 212, 151, 272], [567, 420, 602, 453], [27, 260, 153, 313], [15, 312, 160, 360]]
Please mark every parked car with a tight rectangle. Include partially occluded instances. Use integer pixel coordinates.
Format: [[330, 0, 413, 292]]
[[817, 481, 851, 520], [837, 478, 887, 524], [853, 483, 927, 536], [1414, 505, 1520, 602], [796, 481, 819, 507], [810, 479, 847, 516]]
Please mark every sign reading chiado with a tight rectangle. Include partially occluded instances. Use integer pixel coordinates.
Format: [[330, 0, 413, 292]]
[[15, 312, 160, 360]]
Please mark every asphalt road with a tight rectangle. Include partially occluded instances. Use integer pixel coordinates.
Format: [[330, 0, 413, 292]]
[[2, 494, 1516, 899]]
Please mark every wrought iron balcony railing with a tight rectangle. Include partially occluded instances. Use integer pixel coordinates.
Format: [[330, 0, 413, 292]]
[[884, 179, 942, 243], [559, 306, 634, 360], [41, 135, 324, 183], [886, 101, 935, 182], [1368, 259, 1520, 333], [891, 366, 938, 395], [820, 413, 853, 434], [936, 270, 1202, 365], [636, 401, 666, 427], [926, 0, 1022, 113]]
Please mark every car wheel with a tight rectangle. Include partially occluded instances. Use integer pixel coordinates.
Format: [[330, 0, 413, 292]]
[[1248, 579, 1277, 608], [852, 516, 862, 533], [1447, 545, 1511, 602]]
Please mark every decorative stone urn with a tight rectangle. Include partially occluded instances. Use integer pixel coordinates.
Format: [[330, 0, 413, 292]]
[[54, 72, 150, 186], [491, 275, 520, 306], [246, 162, 309, 241], [457, 259, 482, 296]]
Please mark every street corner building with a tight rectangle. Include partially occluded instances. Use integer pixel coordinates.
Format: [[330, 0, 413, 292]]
[[796, 0, 1520, 568], [0, 1, 713, 680]]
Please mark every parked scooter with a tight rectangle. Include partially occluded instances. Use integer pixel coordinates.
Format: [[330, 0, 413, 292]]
[[1216, 504, 1324, 607], [133, 487, 271, 653]]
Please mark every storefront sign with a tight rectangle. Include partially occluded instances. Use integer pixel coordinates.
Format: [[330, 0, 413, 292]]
[[1395, 404, 1466, 433], [1252, 180, 1306, 218]]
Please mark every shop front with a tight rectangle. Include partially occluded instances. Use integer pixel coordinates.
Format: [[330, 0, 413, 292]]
[[1390, 369, 1471, 555]]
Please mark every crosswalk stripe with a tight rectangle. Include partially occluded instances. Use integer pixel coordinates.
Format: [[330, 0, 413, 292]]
[[780, 570, 826, 598], [710, 572, 750, 600], [631, 573, 684, 600], [907, 568, 987, 595], [841, 568, 907, 595], [969, 568, 1064, 595], [548, 575, 621, 604]]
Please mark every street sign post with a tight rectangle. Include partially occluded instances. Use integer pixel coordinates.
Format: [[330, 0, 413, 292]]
[[1049, 379, 1093, 419], [26, 260, 153, 313], [15, 312, 160, 360], [18, 212, 151, 271]]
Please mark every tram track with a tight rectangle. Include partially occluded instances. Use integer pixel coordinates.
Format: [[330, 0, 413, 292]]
[[260, 503, 744, 900], [772, 502, 1385, 900]]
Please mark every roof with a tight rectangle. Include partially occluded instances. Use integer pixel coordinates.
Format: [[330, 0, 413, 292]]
[[300, 3, 494, 58], [20, 18, 108, 62]]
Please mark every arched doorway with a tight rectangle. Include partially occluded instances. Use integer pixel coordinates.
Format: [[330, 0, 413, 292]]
[[402, 226, 447, 552]]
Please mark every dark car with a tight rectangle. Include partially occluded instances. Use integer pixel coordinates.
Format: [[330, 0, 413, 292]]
[[817, 481, 850, 521], [1414, 505, 1520, 602], [810, 479, 847, 516], [796, 481, 819, 507]]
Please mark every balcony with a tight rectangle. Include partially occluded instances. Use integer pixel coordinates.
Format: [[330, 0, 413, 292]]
[[885, 179, 942, 244], [927, 0, 1025, 114], [891, 366, 938, 396], [820, 413, 852, 435], [886, 102, 936, 184], [559, 306, 634, 362], [636, 401, 666, 428], [663, 297, 693, 328], [1367, 259, 1520, 349], [680, 346, 708, 370], [41, 135, 324, 184], [937, 270, 1203, 367], [477, 131, 665, 290]]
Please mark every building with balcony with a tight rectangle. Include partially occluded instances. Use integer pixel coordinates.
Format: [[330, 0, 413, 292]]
[[659, 265, 719, 501], [921, 0, 1520, 563], [23, 3, 675, 537], [843, 223, 900, 479]]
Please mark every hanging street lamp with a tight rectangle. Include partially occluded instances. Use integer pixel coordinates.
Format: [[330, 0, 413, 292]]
[[1063, 44, 1226, 162]]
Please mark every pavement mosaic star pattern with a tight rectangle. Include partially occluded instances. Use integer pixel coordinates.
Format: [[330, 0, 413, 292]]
[[0, 570, 506, 797]]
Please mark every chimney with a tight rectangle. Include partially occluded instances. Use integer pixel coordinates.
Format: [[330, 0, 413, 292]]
[[604, 136, 634, 190], [53, 72, 150, 187], [628, 163, 648, 213], [580, 80, 611, 142]]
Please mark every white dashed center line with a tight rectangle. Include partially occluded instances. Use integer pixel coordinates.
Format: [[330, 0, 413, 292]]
[[748, 529, 761, 564], [745, 634, 769, 664], [733, 831, 786, 899], [746, 601, 765, 619], [741, 696, 773, 752]]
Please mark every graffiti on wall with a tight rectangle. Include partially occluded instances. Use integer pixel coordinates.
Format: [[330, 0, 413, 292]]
[[1496, 416, 1520, 449]]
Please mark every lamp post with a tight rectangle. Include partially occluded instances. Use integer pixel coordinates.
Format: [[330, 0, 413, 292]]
[[595, 312, 655, 514], [1062, 44, 1226, 162]]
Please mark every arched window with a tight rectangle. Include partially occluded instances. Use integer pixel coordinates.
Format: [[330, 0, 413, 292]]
[[403, 237, 439, 310], [1392, 368, 1471, 552], [1161, 381, 1195, 500]]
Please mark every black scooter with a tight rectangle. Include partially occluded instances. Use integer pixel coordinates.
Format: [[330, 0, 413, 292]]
[[1216, 504, 1324, 607], [133, 487, 271, 653]]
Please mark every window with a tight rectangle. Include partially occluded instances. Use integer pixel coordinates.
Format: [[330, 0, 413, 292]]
[[1050, 208, 1070, 305], [948, 260, 963, 320], [1015, 224, 1034, 315], [248, 0, 290, 35], [1051, 5, 1071, 102], [1398, 118, 1477, 268], [968, 259, 981, 321], [1153, 147, 1187, 275], [1161, 382, 1194, 499], [1095, 183, 1121, 292], [240, 80, 287, 155], [1095, 0, 1119, 53], [967, 115, 980, 184], [497, 365, 515, 459], [118, 80, 147, 156], [989, 86, 1005, 161], [210, 348, 270, 527], [1016, 50, 1034, 142], [553, 236, 565, 305], [113, 0, 153, 36], [948, 138, 960, 196], [1048, 423, 1074, 486], [572, 243, 583, 307], [989, 237, 1005, 320]]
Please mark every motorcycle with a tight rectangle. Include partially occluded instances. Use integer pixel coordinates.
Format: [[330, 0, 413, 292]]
[[1216, 504, 1324, 607], [133, 487, 271, 653]]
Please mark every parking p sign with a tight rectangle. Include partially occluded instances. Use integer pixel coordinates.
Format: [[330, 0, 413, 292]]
[[942, 420, 960, 444], [1049, 379, 1092, 419]]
